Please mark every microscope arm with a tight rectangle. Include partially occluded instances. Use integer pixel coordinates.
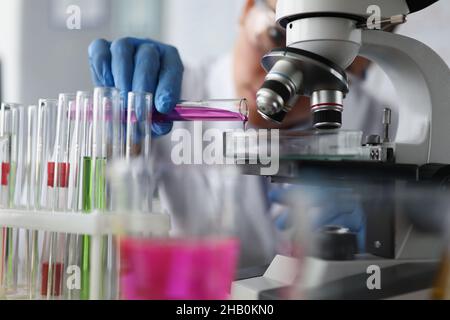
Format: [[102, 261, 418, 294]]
[[360, 30, 450, 165], [275, 0, 439, 27]]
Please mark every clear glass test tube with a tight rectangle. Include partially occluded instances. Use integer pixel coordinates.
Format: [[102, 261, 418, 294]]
[[92, 87, 121, 211], [0, 104, 10, 293], [64, 91, 92, 300], [100, 88, 122, 300], [36, 99, 58, 211], [78, 87, 121, 300], [126, 92, 153, 162], [0, 105, 16, 297], [34, 99, 57, 300], [67, 92, 89, 212], [27, 99, 55, 300], [1, 104, 23, 297], [12, 105, 27, 209], [73, 92, 95, 300], [40, 94, 75, 300], [0, 104, 34, 299], [27, 103, 61, 300], [0, 104, 16, 209], [26, 106, 39, 210], [0, 136, 8, 295], [153, 99, 249, 123], [25, 106, 39, 300], [56, 93, 76, 212]]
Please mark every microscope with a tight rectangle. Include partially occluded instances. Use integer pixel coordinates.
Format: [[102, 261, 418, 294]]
[[232, 0, 450, 299]]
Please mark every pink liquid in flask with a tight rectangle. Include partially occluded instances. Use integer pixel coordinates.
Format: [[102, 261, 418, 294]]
[[120, 237, 239, 300]]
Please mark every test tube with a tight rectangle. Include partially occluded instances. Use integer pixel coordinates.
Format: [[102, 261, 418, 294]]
[[31, 99, 57, 300], [55, 94, 76, 211], [79, 87, 121, 300], [1, 104, 22, 296], [0, 104, 11, 290], [40, 94, 76, 300], [64, 92, 92, 300], [36, 99, 58, 210], [0, 104, 16, 209], [80, 92, 94, 300], [2, 104, 19, 294], [12, 105, 27, 209], [92, 87, 121, 211], [27, 99, 54, 300], [126, 92, 153, 162], [68, 92, 90, 212], [0, 137, 6, 292], [0, 104, 14, 296], [31, 100, 57, 299], [25, 106, 38, 299], [153, 99, 249, 123], [0, 105, 9, 294], [25, 106, 39, 210]]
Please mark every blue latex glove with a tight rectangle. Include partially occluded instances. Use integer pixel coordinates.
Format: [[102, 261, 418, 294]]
[[88, 37, 184, 137], [269, 185, 367, 252]]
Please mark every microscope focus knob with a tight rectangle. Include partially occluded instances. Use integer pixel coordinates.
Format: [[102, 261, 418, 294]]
[[365, 135, 382, 146], [312, 226, 358, 261]]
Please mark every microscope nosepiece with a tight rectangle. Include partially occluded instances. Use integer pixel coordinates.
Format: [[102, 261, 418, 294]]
[[257, 48, 349, 127], [311, 90, 344, 130]]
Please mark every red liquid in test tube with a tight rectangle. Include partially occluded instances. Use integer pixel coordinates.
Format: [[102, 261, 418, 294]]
[[41, 163, 70, 298], [41, 262, 64, 297], [47, 163, 70, 188], [1, 163, 10, 186]]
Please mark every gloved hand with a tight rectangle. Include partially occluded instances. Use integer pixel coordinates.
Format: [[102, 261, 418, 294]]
[[88, 37, 184, 137], [268, 185, 367, 252]]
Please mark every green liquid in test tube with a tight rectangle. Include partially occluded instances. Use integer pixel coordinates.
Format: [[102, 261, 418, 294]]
[[81, 234, 91, 300], [80, 87, 120, 300], [82, 156, 93, 213], [81, 156, 92, 300], [95, 158, 107, 211]]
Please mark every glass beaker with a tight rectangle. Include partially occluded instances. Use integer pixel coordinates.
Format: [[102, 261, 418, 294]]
[[108, 161, 242, 300]]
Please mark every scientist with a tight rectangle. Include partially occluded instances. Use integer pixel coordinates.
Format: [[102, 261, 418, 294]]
[[88, 0, 390, 266]]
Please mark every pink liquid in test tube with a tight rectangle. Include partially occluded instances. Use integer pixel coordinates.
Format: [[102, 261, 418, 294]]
[[153, 100, 249, 123], [120, 238, 239, 300], [154, 107, 248, 122]]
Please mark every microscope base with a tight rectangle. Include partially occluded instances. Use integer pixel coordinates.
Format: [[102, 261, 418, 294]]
[[232, 255, 438, 300]]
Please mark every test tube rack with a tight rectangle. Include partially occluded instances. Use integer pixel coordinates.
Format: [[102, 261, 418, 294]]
[[0, 209, 171, 300]]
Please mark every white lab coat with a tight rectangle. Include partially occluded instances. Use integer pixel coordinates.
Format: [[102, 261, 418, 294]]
[[154, 53, 391, 268]]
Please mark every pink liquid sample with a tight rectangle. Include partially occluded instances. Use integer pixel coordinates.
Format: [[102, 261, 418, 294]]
[[120, 237, 239, 300], [153, 106, 249, 123], [70, 105, 248, 123]]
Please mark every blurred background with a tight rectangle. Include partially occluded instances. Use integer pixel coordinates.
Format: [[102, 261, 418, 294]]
[[0, 0, 244, 106], [0, 0, 448, 106]]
